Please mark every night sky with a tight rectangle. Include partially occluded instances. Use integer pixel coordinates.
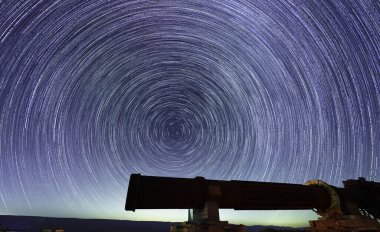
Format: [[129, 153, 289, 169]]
[[0, 0, 379, 227]]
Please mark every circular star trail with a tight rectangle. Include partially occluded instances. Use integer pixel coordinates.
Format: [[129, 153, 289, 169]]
[[0, 0, 379, 224]]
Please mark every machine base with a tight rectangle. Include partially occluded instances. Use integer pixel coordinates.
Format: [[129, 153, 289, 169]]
[[170, 221, 246, 232], [309, 215, 380, 232]]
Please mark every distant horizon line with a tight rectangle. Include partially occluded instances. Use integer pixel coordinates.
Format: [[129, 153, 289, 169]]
[[0, 214, 305, 228]]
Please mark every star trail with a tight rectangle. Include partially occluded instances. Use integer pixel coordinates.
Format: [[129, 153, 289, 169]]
[[0, 0, 379, 226]]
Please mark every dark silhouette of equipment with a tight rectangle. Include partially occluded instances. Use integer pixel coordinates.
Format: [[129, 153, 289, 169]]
[[125, 174, 380, 232]]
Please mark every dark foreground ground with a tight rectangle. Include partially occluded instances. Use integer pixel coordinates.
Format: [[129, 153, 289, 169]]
[[0, 215, 307, 232]]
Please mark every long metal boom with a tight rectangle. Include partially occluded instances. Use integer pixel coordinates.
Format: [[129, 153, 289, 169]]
[[125, 174, 331, 211]]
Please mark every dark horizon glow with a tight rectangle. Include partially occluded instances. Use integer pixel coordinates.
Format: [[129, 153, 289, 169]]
[[0, 0, 379, 227]]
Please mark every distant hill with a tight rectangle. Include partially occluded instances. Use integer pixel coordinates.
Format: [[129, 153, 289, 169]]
[[0, 215, 307, 232]]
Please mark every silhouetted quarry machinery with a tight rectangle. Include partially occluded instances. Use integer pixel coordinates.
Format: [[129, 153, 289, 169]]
[[125, 174, 380, 232]]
